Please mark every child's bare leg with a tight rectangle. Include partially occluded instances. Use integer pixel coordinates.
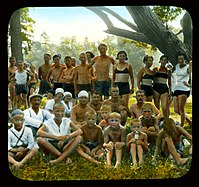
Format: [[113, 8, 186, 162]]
[[76, 147, 100, 165], [115, 148, 122, 168], [20, 147, 38, 165], [50, 135, 82, 164], [165, 137, 188, 165], [137, 145, 143, 166], [8, 154, 19, 165], [106, 150, 113, 167], [37, 137, 61, 157], [130, 143, 137, 167]]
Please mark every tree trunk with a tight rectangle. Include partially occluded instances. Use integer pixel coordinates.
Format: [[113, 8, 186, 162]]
[[86, 6, 192, 66], [9, 9, 23, 61]]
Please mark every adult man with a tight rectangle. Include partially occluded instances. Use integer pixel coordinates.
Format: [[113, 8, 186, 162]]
[[130, 90, 163, 120], [38, 53, 52, 95], [46, 54, 65, 94], [59, 56, 76, 99], [71, 90, 95, 127], [23, 93, 53, 137], [91, 43, 116, 99]]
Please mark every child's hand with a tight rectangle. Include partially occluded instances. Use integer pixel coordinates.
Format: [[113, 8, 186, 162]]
[[57, 140, 64, 148]]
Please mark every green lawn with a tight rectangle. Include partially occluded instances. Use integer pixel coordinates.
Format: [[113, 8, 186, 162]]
[[9, 98, 192, 180]]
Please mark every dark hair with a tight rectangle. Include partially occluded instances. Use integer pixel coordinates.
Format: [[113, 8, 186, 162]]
[[98, 43, 107, 50], [116, 51, 128, 60], [160, 55, 168, 61], [53, 54, 61, 60], [143, 55, 153, 63], [177, 52, 187, 61], [64, 56, 72, 60], [86, 51, 95, 58]]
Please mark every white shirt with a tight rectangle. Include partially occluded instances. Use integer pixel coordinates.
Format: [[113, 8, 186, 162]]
[[15, 70, 28, 85], [43, 117, 72, 141], [174, 64, 190, 91], [23, 108, 53, 128], [8, 125, 34, 151]]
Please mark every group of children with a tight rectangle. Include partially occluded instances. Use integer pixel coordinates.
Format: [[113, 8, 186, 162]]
[[8, 90, 192, 170]]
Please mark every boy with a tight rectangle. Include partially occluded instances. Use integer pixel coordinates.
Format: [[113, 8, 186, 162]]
[[8, 109, 38, 169], [126, 118, 148, 168], [139, 102, 159, 144], [76, 111, 104, 165], [37, 102, 83, 164], [98, 105, 112, 131], [103, 112, 126, 168], [152, 118, 192, 166]]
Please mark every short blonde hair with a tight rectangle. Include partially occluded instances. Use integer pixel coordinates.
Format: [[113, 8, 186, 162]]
[[100, 105, 112, 112], [108, 112, 121, 119]]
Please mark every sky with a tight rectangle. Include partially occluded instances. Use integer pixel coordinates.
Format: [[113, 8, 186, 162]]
[[28, 6, 184, 44], [28, 6, 134, 44]]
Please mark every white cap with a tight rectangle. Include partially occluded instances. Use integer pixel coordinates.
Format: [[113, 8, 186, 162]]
[[55, 88, 64, 95], [64, 91, 72, 98], [78, 90, 89, 98], [166, 62, 173, 69]]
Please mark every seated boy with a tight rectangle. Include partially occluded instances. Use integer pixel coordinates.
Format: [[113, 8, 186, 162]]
[[37, 102, 83, 164], [152, 117, 192, 166], [139, 102, 159, 144], [8, 109, 38, 169], [103, 112, 126, 168], [98, 105, 112, 131], [76, 111, 104, 165], [126, 118, 148, 168]]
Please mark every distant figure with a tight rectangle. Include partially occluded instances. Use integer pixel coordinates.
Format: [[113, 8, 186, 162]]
[[90, 43, 116, 100], [137, 55, 154, 101], [38, 53, 52, 95]]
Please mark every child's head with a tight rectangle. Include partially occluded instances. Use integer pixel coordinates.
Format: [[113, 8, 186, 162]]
[[63, 92, 72, 102], [100, 105, 112, 120], [162, 118, 177, 136], [130, 118, 142, 132], [10, 109, 25, 131], [85, 111, 97, 128], [141, 102, 153, 119], [53, 102, 65, 120], [108, 112, 121, 130]]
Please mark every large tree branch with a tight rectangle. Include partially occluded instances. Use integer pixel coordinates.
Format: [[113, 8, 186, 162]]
[[99, 6, 140, 32], [104, 27, 155, 46]]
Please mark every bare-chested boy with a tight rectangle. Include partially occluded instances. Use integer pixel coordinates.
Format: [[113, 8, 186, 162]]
[[90, 43, 116, 99], [74, 53, 93, 97], [59, 56, 76, 99], [8, 57, 17, 109], [126, 118, 148, 168], [47, 54, 65, 94], [130, 90, 163, 120], [38, 53, 52, 95], [103, 112, 126, 168], [139, 103, 159, 144], [102, 84, 131, 117], [71, 90, 95, 127], [98, 105, 112, 131], [76, 111, 104, 165], [152, 117, 192, 166]]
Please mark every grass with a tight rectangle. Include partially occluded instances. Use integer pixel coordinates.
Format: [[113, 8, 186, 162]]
[[9, 97, 192, 181]]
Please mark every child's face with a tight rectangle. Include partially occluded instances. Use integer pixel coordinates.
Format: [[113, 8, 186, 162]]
[[108, 117, 120, 129], [64, 95, 72, 102], [85, 114, 96, 128], [47, 93, 53, 99], [100, 110, 110, 119], [11, 115, 24, 131], [142, 109, 152, 119], [131, 122, 142, 132], [53, 105, 65, 120]]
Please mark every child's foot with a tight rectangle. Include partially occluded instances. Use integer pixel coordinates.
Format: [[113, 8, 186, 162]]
[[177, 158, 189, 166], [65, 157, 72, 165], [49, 159, 61, 165], [114, 163, 121, 168]]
